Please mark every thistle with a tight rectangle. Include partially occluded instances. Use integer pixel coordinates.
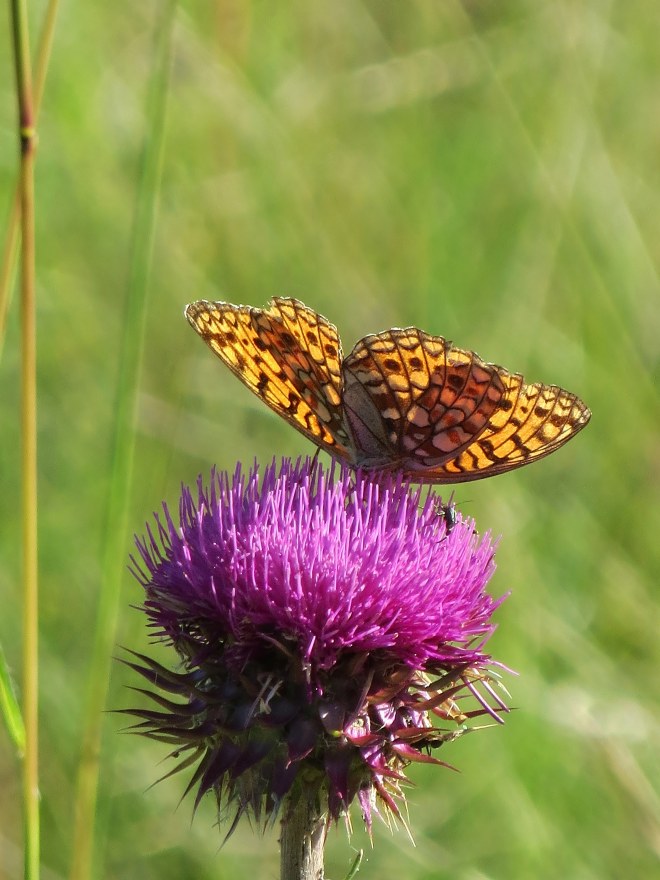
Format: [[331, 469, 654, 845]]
[[124, 458, 508, 876]]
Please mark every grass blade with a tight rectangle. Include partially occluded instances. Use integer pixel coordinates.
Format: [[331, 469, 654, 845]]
[[0, 644, 26, 754], [68, 4, 177, 879]]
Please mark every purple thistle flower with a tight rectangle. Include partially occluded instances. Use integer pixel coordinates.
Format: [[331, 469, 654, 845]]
[[125, 457, 507, 833]]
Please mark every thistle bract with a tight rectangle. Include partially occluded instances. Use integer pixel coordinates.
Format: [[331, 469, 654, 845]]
[[127, 458, 507, 831]]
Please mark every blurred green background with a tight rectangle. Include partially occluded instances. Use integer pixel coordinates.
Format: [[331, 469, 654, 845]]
[[1, 1, 659, 878]]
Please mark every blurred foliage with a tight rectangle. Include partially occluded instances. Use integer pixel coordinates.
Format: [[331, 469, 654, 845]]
[[1, 0, 659, 878]]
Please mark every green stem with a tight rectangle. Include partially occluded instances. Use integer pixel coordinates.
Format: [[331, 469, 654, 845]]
[[1, 0, 60, 357], [10, 0, 39, 877], [68, 5, 176, 879]]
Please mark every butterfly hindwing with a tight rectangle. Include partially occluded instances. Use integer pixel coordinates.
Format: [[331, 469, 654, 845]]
[[425, 375, 590, 482], [342, 328, 509, 473]]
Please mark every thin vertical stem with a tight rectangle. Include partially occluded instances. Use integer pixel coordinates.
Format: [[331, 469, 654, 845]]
[[1, 0, 59, 355], [68, 5, 176, 879], [10, 0, 39, 878], [280, 792, 327, 880]]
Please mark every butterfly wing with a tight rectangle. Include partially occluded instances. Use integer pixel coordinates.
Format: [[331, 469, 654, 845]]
[[342, 327, 590, 483], [429, 372, 591, 482], [185, 298, 353, 460]]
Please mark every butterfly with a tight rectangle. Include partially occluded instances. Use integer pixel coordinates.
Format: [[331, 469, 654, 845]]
[[185, 297, 590, 483]]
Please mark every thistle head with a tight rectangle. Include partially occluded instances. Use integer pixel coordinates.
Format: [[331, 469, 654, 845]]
[[125, 458, 507, 833]]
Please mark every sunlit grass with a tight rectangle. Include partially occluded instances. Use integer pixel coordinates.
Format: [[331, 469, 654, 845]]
[[1, 2, 658, 878]]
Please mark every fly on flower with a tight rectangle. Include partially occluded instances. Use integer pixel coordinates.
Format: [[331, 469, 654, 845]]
[[433, 493, 457, 537]]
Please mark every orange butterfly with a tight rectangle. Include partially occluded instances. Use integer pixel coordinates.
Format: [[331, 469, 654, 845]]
[[185, 298, 590, 483]]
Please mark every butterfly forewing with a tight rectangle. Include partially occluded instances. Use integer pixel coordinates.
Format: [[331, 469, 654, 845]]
[[185, 299, 352, 458]]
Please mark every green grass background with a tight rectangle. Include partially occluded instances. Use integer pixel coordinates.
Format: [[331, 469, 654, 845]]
[[1, 1, 659, 878]]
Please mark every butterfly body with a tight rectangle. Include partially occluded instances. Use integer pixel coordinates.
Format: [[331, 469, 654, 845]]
[[185, 298, 590, 483]]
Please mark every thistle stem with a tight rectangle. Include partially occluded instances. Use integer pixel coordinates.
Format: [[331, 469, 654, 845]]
[[280, 791, 326, 880]]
